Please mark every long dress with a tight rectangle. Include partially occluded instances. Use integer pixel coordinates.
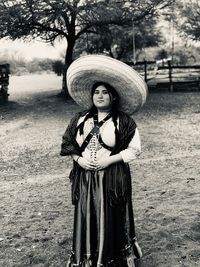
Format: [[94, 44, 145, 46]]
[[67, 115, 142, 267]]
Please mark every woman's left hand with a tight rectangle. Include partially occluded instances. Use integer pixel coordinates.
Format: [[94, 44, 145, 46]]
[[95, 157, 112, 170], [95, 153, 123, 170]]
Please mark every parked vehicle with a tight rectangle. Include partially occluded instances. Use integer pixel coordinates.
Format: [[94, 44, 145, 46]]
[[0, 64, 10, 104]]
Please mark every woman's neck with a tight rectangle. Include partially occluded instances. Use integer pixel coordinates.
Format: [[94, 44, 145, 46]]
[[97, 108, 111, 121]]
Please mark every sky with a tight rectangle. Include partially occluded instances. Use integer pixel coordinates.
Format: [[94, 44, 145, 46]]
[[0, 38, 67, 61], [0, 29, 199, 62]]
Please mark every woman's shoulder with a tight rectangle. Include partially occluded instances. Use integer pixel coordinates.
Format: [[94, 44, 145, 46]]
[[118, 111, 135, 122], [65, 110, 89, 132], [70, 110, 88, 120], [69, 110, 91, 127], [117, 111, 137, 130]]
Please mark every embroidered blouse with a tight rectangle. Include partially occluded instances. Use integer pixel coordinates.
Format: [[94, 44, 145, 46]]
[[76, 114, 141, 163]]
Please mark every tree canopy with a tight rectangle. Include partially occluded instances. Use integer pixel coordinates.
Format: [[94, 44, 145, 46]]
[[177, 0, 200, 41], [0, 0, 173, 94], [74, 16, 163, 61]]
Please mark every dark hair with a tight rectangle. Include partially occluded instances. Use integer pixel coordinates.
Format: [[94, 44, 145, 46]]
[[78, 82, 120, 135]]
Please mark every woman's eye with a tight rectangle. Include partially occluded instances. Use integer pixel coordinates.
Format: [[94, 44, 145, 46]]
[[94, 89, 108, 95]]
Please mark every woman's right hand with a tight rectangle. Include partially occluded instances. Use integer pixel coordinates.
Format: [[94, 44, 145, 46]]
[[78, 157, 97, 170]]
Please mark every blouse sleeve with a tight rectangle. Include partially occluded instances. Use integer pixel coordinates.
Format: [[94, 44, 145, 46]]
[[119, 128, 141, 163]]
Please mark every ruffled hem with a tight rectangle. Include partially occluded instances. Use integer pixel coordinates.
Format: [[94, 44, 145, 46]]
[[66, 238, 142, 267]]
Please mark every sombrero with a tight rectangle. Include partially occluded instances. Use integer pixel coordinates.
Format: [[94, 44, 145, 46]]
[[67, 54, 148, 115]]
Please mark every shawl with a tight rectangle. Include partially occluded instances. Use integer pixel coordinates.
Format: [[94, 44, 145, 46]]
[[60, 110, 137, 206]]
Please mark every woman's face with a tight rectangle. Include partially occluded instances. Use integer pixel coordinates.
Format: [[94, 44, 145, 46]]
[[92, 85, 113, 111]]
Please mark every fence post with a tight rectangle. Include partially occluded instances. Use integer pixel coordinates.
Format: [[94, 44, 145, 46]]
[[144, 60, 148, 82], [167, 60, 173, 92]]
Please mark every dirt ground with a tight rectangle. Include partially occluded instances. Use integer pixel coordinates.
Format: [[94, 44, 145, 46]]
[[0, 75, 200, 267]]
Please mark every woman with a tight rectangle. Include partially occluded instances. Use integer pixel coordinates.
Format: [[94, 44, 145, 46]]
[[60, 55, 147, 267]]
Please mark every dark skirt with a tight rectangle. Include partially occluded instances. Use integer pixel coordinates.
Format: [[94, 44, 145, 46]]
[[67, 170, 142, 267]]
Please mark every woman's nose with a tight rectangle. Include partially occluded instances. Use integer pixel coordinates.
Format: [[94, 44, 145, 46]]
[[98, 92, 103, 98]]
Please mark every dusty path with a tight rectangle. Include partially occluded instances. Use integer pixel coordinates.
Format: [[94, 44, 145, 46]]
[[0, 75, 200, 267]]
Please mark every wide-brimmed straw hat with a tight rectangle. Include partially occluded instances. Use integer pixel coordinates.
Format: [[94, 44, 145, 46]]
[[67, 54, 148, 115]]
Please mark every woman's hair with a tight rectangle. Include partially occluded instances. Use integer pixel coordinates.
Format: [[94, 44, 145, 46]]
[[78, 82, 120, 135]]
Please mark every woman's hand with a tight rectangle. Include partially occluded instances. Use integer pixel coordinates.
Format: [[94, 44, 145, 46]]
[[95, 158, 112, 170], [96, 153, 123, 170], [78, 157, 97, 170]]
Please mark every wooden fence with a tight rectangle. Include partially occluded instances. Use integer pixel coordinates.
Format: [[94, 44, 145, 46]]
[[127, 60, 200, 92]]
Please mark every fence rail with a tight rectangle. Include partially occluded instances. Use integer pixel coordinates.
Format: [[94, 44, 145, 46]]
[[127, 60, 200, 92]]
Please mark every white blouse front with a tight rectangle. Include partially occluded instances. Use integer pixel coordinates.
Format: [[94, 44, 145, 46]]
[[76, 115, 141, 163]]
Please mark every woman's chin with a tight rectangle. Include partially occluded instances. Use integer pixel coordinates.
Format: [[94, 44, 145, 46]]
[[95, 104, 112, 111]]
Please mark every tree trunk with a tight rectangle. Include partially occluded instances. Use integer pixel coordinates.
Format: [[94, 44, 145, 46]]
[[61, 38, 75, 97], [61, 65, 68, 97]]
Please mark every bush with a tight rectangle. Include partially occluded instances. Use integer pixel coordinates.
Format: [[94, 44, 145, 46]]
[[52, 60, 64, 76], [172, 46, 199, 65], [0, 52, 57, 75]]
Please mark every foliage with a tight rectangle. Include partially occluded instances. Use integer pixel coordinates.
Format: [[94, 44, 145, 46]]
[[0, 52, 54, 75], [176, 0, 200, 41], [155, 49, 169, 60], [27, 58, 53, 73], [172, 45, 200, 65], [131, 44, 200, 65], [74, 16, 163, 61], [52, 60, 64, 76], [0, 0, 173, 93]]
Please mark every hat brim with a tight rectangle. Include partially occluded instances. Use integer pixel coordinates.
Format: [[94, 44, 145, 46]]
[[67, 55, 148, 115]]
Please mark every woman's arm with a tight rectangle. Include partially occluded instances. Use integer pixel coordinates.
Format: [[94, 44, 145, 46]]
[[119, 128, 141, 163]]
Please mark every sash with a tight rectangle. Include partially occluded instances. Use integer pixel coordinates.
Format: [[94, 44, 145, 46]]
[[79, 113, 112, 152]]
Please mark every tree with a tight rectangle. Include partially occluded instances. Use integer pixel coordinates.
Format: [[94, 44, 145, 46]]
[[176, 0, 200, 41], [74, 16, 163, 62], [0, 0, 172, 95]]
